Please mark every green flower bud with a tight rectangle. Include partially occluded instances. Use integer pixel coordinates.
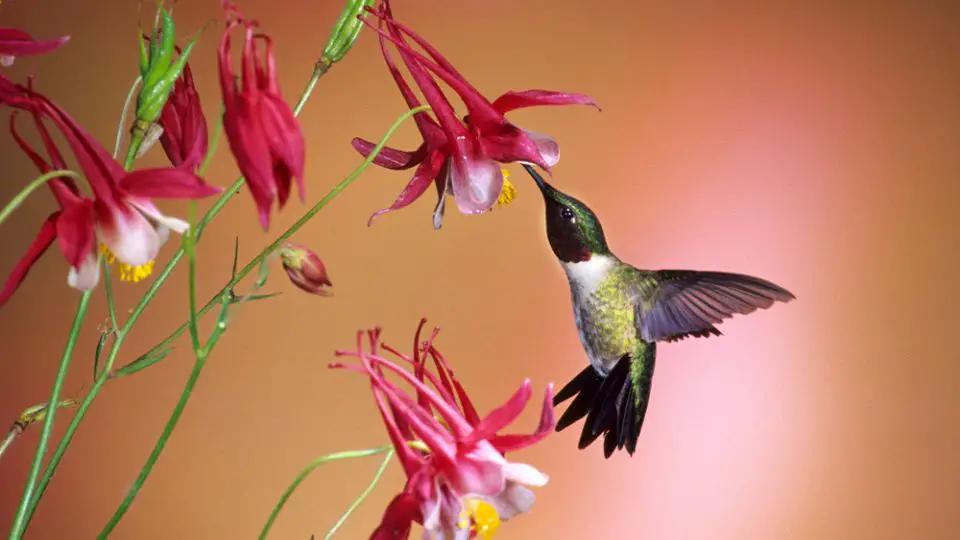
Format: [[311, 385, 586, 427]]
[[134, 5, 203, 128], [321, 0, 375, 65]]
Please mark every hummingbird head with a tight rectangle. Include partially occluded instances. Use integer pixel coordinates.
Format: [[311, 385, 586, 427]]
[[523, 164, 609, 263]]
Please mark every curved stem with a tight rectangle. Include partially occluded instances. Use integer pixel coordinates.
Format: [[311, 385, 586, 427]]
[[258, 446, 392, 540], [19, 61, 336, 534], [323, 448, 394, 540], [96, 351, 208, 539], [0, 170, 84, 228], [113, 75, 143, 159], [7, 291, 93, 540]]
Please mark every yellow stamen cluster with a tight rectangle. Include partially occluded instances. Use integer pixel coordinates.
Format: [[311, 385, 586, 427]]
[[497, 168, 517, 207], [100, 243, 155, 283], [458, 498, 501, 539]]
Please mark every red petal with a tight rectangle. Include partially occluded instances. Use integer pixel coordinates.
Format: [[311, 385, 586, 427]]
[[8, 112, 80, 206], [0, 212, 58, 308], [491, 90, 600, 115], [0, 28, 69, 57], [467, 380, 533, 445], [367, 150, 445, 226], [366, 11, 505, 131], [488, 384, 557, 455], [426, 347, 481, 426], [370, 492, 419, 540], [351, 138, 426, 170], [260, 93, 306, 201], [119, 168, 222, 199], [55, 200, 95, 268]]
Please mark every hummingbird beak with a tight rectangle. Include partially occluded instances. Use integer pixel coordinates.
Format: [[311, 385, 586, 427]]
[[522, 164, 553, 196]]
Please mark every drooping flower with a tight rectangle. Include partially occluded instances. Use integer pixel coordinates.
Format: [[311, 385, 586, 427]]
[[331, 320, 556, 539], [0, 76, 221, 305], [351, 1, 597, 228], [278, 241, 332, 296], [158, 56, 208, 171], [0, 27, 69, 67], [218, 1, 306, 231]]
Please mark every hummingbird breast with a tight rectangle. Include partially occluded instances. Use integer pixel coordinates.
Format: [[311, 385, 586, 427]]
[[564, 256, 639, 375]]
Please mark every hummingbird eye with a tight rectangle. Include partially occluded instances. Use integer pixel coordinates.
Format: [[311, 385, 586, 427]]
[[561, 207, 575, 222]]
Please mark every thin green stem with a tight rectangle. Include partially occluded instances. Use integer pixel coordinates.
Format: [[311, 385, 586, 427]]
[[113, 75, 143, 159], [323, 448, 394, 540], [96, 352, 209, 539], [121, 104, 430, 376], [184, 203, 201, 353], [8, 291, 93, 540], [197, 103, 225, 177], [102, 259, 118, 332], [0, 170, 84, 228], [258, 446, 392, 540], [18, 61, 335, 534]]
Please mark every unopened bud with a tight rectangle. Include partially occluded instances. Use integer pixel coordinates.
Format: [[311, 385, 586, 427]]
[[321, 0, 374, 65], [279, 241, 332, 296], [135, 5, 203, 127]]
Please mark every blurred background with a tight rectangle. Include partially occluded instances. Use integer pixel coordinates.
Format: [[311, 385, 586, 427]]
[[1, 0, 959, 538]]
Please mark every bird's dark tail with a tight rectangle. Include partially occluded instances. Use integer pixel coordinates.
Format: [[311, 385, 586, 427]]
[[553, 345, 657, 458]]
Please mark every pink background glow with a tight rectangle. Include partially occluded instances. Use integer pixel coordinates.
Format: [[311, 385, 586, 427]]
[[1, 0, 959, 538]]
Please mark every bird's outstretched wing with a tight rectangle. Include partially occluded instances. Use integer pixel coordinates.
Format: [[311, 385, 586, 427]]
[[634, 270, 795, 343]]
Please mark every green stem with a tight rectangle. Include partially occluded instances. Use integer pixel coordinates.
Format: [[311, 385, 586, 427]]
[[323, 448, 394, 540], [0, 170, 84, 228], [18, 61, 335, 534], [121, 104, 430, 376], [102, 259, 118, 332], [258, 446, 392, 540], [7, 291, 93, 540], [96, 353, 208, 539]]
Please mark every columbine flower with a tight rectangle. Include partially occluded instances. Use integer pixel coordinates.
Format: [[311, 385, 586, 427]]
[[0, 27, 69, 67], [218, 1, 306, 231], [351, 1, 597, 228], [278, 241, 331, 296], [158, 57, 208, 171], [331, 320, 556, 540], [0, 77, 221, 303]]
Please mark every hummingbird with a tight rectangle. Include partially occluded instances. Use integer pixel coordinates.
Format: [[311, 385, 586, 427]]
[[523, 164, 796, 458]]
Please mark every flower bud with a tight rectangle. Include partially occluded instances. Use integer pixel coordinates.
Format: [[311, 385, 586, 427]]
[[135, 7, 202, 130], [320, 0, 375, 65], [279, 242, 332, 296]]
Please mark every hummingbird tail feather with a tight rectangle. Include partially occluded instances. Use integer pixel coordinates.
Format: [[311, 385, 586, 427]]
[[553, 349, 657, 458]]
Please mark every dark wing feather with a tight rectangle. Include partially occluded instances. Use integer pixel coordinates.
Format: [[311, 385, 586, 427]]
[[637, 270, 795, 343]]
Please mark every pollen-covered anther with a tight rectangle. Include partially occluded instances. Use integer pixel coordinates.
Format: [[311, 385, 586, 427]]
[[496, 168, 517, 207]]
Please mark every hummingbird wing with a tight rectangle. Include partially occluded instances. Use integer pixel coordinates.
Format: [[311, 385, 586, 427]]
[[634, 270, 795, 343]]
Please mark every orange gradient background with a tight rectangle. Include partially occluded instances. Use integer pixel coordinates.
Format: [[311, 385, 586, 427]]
[[1, 1, 959, 538]]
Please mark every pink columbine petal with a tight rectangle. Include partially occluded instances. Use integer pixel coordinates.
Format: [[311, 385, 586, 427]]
[[444, 444, 508, 497], [488, 482, 537, 521], [96, 204, 160, 266], [502, 461, 549, 487], [488, 383, 556, 454], [0, 28, 70, 58], [465, 380, 532, 445], [369, 150, 446, 227], [491, 89, 600, 115], [129, 198, 188, 236], [55, 200, 95, 267], [473, 124, 552, 171], [522, 128, 560, 168], [0, 212, 58, 307], [352, 138, 426, 170], [370, 492, 419, 540], [449, 155, 502, 214], [119, 168, 222, 199], [67, 249, 100, 291]]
